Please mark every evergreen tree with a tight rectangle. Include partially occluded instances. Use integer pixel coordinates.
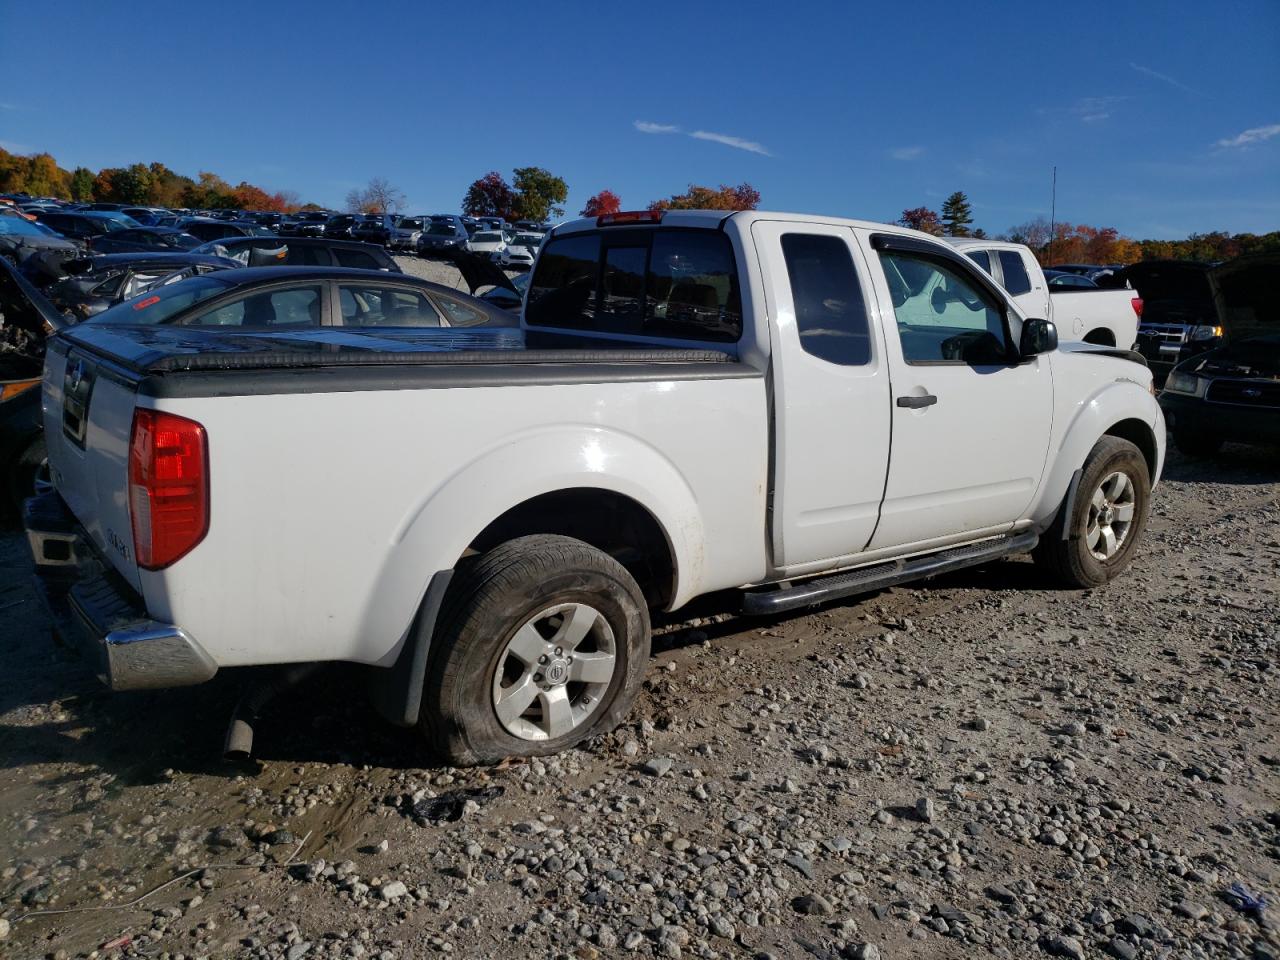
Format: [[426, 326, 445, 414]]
[[941, 191, 974, 237]]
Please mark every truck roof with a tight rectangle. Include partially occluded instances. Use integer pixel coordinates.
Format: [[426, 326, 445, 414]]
[[551, 209, 937, 239]]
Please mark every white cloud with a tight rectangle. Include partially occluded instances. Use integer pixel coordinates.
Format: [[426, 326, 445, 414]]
[[890, 146, 924, 160], [634, 120, 680, 134], [689, 130, 771, 156], [1215, 123, 1280, 149], [1130, 62, 1198, 94]]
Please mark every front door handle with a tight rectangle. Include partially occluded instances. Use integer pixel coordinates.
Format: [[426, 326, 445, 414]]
[[896, 394, 938, 409]]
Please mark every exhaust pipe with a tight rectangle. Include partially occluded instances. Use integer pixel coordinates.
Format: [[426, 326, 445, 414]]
[[224, 664, 319, 760]]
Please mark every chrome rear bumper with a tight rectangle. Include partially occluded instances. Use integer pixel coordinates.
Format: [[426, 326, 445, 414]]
[[23, 492, 217, 691]]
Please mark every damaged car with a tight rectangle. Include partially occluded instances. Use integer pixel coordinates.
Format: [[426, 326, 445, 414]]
[[1157, 253, 1279, 456], [44, 253, 240, 321], [0, 212, 82, 266]]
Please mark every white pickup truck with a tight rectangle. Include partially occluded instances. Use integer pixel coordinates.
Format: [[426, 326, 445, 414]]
[[25, 210, 1166, 765], [947, 238, 1142, 348]]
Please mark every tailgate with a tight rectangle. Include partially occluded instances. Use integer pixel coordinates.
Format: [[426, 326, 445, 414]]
[[43, 341, 142, 592]]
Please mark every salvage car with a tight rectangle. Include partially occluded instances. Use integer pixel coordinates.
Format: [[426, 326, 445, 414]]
[[34, 210, 141, 249], [23, 209, 1164, 766], [192, 236, 401, 272], [467, 229, 507, 260], [0, 211, 81, 265], [352, 214, 400, 246], [44, 253, 240, 320], [417, 220, 470, 257], [949, 238, 1140, 347], [180, 219, 276, 244], [1125, 260, 1225, 380], [89, 227, 202, 255], [1156, 253, 1278, 455], [389, 216, 426, 252]]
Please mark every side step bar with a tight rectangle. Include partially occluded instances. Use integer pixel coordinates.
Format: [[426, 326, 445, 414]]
[[741, 531, 1039, 616]]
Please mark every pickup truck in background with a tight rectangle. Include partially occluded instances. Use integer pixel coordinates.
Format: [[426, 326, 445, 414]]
[[948, 238, 1142, 348], [25, 210, 1166, 765]]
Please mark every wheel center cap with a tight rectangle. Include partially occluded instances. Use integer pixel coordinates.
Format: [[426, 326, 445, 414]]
[[1100, 506, 1114, 525], [543, 658, 570, 686]]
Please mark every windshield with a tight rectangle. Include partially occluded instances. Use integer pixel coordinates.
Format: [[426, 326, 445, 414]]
[[399, 218, 424, 230], [88, 275, 233, 326], [514, 234, 543, 247], [427, 223, 458, 236], [0, 217, 55, 238], [473, 232, 502, 243]]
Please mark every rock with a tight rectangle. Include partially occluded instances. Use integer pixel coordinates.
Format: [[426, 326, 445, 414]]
[[378, 880, 408, 901], [0, 918, 8, 940], [915, 796, 936, 823], [1041, 829, 1068, 846], [708, 914, 735, 939], [986, 885, 1017, 905], [844, 945, 881, 960], [793, 893, 835, 916], [1174, 900, 1209, 921], [286, 944, 312, 960], [1115, 914, 1154, 938], [1106, 939, 1137, 960], [641, 757, 674, 777], [208, 824, 247, 848], [1048, 935, 1085, 960], [783, 853, 814, 879], [621, 740, 640, 758]]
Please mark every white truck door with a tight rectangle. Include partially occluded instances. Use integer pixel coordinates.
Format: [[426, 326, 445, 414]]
[[752, 220, 892, 568], [862, 233, 1053, 549]]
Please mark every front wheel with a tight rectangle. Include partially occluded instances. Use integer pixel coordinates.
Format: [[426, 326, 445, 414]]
[[1033, 436, 1152, 589], [420, 535, 650, 766]]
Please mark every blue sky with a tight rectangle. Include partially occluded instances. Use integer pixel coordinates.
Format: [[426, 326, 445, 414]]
[[2, 0, 1277, 238]]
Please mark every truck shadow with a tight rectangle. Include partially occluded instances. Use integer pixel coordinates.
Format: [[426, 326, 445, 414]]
[[1161, 442, 1280, 485]]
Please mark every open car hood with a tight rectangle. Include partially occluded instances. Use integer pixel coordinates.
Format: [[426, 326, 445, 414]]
[[0, 254, 67, 336], [1183, 334, 1280, 380], [450, 250, 518, 296], [1210, 254, 1278, 344]]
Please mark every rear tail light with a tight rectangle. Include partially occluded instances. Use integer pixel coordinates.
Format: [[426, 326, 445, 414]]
[[1131, 297, 1143, 318], [597, 210, 664, 226], [128, 409, 209, 569]]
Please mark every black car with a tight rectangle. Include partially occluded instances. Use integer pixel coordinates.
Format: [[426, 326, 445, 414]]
[[84, 265, 521, 332], [89, 226, 203, 255], [45, 253, 240, 320], [352, 214, 399, 246], [1156, 254, 1278, 456], [191, 236, 401, 272], [1126, 260, 1225, 380], [180, 219, 277, 243], [282, 212, 331, 237], [323, 214, 362, 240], [32, 210, 139, 249], [417, 220, 470, 257]]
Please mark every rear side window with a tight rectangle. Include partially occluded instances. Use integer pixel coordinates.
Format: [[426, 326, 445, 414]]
[[527, 229, 742, 342], [432, 292, 493, 327], [334, 248, 381, 269], [780, 233, 871, 366], [966, 249, 991, 273], [338, 284, 440, 326], [186, 285, 322, 327], [284, 243, 329, 266], [997, 250, 1032, 295]]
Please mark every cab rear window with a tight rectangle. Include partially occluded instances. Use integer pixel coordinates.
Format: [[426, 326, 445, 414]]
[[526, 228, 742, 342]]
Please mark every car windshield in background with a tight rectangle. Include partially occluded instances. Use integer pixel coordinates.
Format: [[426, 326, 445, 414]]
[[473, 232, 502, 242], [0, 217, 52, 237], [399, 218, 424, 230], [427, 224, 457, 235], [87, 275, 233, 326], [514, 234, 543, 246]]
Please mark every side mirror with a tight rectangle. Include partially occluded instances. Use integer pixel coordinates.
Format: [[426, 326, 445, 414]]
[[1020, 318, 1057, 357]]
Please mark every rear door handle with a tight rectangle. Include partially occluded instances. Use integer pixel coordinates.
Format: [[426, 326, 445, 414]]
[[896, 394, 938, 409]]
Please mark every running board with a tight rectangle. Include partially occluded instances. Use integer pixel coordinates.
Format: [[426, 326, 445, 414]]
[[741, 531, 1039, 616]]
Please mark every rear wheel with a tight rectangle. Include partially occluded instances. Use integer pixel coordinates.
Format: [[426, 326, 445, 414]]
[[420, 535, 650, 766], [1034, 436, 1151, 589]]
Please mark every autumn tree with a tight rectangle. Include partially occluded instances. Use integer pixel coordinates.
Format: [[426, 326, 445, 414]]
[[941, 191, 973, 237], [897, 207, 943, 236], [462, 171, 517, 220], [649, 182, 760, 211], [231, 182, 286, 212], [346, 176, 407, 215], [581, 189, 622, 217], [512, 166, 568, 222], [182, 171, 234, 209]]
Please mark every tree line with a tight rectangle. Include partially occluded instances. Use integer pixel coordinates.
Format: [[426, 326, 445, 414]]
[[900, 191, 1279, 265], [0, 147, 317, 212]]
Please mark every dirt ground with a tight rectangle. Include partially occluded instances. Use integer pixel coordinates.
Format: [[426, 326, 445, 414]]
[[1, 443, 1277, 960]]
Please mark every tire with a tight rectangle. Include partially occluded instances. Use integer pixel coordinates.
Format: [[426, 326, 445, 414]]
[[8, 436, 48, 515], [420, 535, 651, 766], [1173, 429, 1223, 458], [1033, 436, 1152, 589]]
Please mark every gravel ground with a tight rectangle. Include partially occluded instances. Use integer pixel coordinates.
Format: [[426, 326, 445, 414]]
[[1, 443, 1277, 960], [389, 255, 519, 291]]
